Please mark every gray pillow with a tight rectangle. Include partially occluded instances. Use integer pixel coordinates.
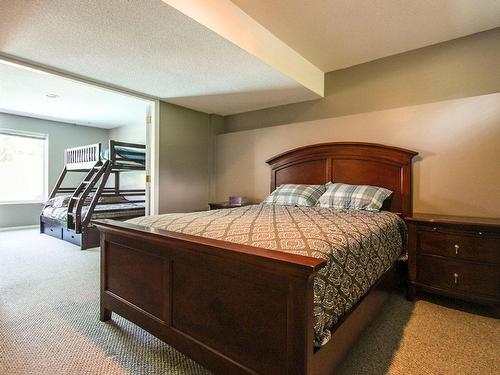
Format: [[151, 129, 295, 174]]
[[317, 182, 392, 211], [262, 184, 326, 207]]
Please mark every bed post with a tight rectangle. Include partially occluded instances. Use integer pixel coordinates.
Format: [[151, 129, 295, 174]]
[[99, 233, 112, 321], [287, 273, 316, 375]]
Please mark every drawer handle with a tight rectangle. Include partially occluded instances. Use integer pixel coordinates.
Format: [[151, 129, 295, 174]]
[[453, 272, 459, 285], [454, 244, 460, 255]]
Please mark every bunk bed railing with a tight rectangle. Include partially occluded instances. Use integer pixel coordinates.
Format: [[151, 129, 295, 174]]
[[65, 143, 102, 170], [109, 140, 146, 170]]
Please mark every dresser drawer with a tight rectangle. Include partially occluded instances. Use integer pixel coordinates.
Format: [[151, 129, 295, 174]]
[[418, 229, 474, 259], [418, 228, 500, 264], [42, 220, 63, 239], [63, 228, 81, 246], [475, 234, 500, 264], [417, 255, 500, 297]]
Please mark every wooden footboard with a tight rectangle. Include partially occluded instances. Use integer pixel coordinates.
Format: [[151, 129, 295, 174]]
[[94, 219, 326, 375]]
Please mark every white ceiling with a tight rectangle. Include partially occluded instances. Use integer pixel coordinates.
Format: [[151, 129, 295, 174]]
[[0, 61, 151, 128], [231, 0, 500, 72], [1, 1, 499, 118], [0, 0, 318, 116]]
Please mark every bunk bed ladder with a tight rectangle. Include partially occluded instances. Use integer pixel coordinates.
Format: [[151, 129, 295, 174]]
[[80, 161, 113, 231], [67, 160, 112, 233]]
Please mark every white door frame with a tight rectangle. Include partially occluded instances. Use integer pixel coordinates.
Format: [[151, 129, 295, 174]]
[[146, 100, 160, 215]]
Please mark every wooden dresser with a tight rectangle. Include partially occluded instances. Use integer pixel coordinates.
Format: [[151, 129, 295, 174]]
[[208, 202, 250, 210], [405, 214, 500, 309]]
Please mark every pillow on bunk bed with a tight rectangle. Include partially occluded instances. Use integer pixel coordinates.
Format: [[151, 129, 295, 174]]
[[99, 195, 131, 204]]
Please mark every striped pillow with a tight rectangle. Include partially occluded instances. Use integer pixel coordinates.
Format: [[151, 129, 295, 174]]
[[317, 183, 392, 211], [263, 184, 326, 207]]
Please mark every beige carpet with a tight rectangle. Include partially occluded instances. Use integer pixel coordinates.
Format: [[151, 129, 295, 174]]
[[0, 228, 498, 375]]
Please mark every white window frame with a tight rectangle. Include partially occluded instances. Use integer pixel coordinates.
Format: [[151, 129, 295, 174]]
[[0, 128, 49, 205]]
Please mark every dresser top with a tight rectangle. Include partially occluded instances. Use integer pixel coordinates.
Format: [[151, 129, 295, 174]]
[[405, 213, 500, 229]]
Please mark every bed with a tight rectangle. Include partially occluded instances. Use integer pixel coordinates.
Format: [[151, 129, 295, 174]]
[[42, 197, 145, 222], [93, 142, 417, 375], [40, 140, 146, 249]]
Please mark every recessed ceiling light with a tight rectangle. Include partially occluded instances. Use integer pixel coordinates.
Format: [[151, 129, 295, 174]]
[[46, 93, 59, 98]]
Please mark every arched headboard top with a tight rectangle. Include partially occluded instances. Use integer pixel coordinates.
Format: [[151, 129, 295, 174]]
[[266, 142, 418, 217]]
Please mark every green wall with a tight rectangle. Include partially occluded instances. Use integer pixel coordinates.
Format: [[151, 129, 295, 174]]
[[158, 102, 215, 213], [0, 113, 109, 228]]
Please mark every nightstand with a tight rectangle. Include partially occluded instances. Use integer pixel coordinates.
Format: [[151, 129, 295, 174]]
[[405, 214, 500, 309], [208, 202, 251, 210]]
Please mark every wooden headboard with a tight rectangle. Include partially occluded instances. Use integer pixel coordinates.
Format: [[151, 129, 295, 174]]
[[266, 142, 418, 217]]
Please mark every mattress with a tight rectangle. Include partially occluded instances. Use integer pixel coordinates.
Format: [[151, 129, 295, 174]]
[[127, 204, 406, 346], [41, 201, 145, 221]]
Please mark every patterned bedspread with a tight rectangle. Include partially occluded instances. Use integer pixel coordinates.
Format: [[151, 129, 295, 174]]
[[128, 205, 406, 346]]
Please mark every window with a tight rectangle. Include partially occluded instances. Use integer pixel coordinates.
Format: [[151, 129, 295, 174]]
[[0, 129, 48, 204]]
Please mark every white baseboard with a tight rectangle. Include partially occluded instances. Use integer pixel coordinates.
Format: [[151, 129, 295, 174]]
[[0, 224, 39, 232]]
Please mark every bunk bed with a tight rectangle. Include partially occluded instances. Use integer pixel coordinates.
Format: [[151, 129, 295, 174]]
[[40, 140, 146, 249]]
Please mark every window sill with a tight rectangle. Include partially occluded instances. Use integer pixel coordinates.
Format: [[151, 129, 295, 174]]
[[0, 201, 45, 206]]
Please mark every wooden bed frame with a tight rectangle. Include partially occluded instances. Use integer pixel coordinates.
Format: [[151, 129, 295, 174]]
[[93, 142, 417, 375]]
